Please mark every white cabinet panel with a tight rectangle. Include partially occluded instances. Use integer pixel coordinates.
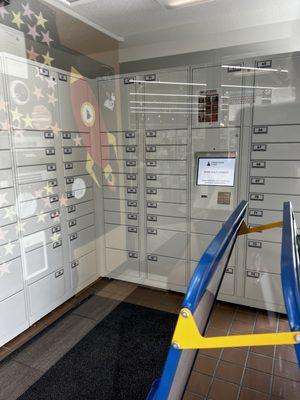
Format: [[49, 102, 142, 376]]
[[0, 150, 11, 170], [250, 160, 300, 178], [147, 229, 186, 259], [0, 240, 20, 263], [67, 212, 94, 234], [147, 254, 186, 286], [105, 248, 140, 278], [0, 258, 23, 301], [146, 174, 187, 189], [251, 142, 300, 160], [69, 225, 96, 260], [0, 131, 9, 149], [104, 211, 139, 226], [145, 160, 187, 175], [103, 185, 138, 201], [146, 201, 186, 218], [0, 223, 18, 246], [246, 241, 281, 273], [102, 172, 138, 188], [105, 223, 139, 251], [17, 164, 57, 184], [245, 271, 284, 305], [145, 129, 188, 145], [62, 131, 91, 147], [146, 188, 186, 204], [104, 198, 138, 213], [250, 177, 300, 195], [249, 193, 300, 212], [147, 215, 186, 232], [63, 146, 91, 162], [12, 130, 56, 148], [100, 131, 137, 146], [71, 250, 98, 292], [191, 233, 235, 266], [252, 125, 300, 143], [101, 145, 138, 161], [0, 169, 13, 189], [145, 144, 187, 160], [0, 206, 17, 225]]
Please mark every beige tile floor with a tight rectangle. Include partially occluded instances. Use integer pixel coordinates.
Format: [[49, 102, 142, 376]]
[[0, 278, 299, 400]]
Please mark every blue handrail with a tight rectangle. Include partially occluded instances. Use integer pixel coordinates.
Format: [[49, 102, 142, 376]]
[[281, 202, 300, 365]]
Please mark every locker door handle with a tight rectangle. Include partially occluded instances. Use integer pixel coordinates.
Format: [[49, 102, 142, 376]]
[[146, 161, 157, 167], [70, 233, 78, 241], [249, 209, 263, 217], [225, 267, 234, 274], [248, 240, 262, 248], [71, 260, 79, 268], [127, 187, 137, 194], [44, 131, 54, 139], [124, 77, 134, 84], [147, 255, 158, 262], [50, 195, 59, 203], [59, 73, 68, 82], [252, 144, 267, 151], [251, 178, 265, 185], [127, 174, 137, 180], [63, 132, 71, 139], [146, 174, 157, 181], [128, 227, 137, 233], [52, 225, 61, 234], [146, 145, 156, 152], [66, 177, 74, 184], [128, 251, 138, 258], [53, 240, 62, 249], [128, 213, 137, 220], [147, 215, 157, 222], [68, 205, 76, 213], [127, 201, 137, 207], [247, 271, 260, 278], [252, 161, 266, 168], [145, 73, 156, 81], [65, 162, 73, 170], [250, 194, 264, 201], [147, 201, 157, 208], [51, 210, 60, 219], [126, 146, 136, 153], [147, 188, 157, 195], [147, 228, 157, 235], [64, 147, 73, 155], [55, 269, 64, 278], [47, 164, 56, 172], [146, 131, 157, 137], [48, 179, 57, 187], [125, 131, 135, 138], [45, 147, 55, 156], [126, 160, 136, 167], [69, 219, 77, 227], [67, 191, 75, 199], [254, 126, 268, 134]]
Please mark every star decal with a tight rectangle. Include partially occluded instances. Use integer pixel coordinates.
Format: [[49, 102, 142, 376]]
[[0, 192, 8, 207], [12, 11, 24, 30], [73, 135, 83, 146], [22, 113, 33, 128], [4, 241, 15, 256], [41, 31, 53, 47], [1, 120, 10, 130], [46, 77, 57, 90], [22, 3, 35, 20], [43, 196, 51, 209], [0, 227, 8, 241], [0, 262, 10, 278], [0, 2, 9, 19], [51, 232, 61, 243], [50, 123, 61, 136], [27, 24, 40, 41], [43, 183, 54, 195], [15, 221, 26, 234], [59, 194, 68, 207], [33, 86, 44, 101], [35, 11, 47, 29], [4, 207, 16, 222], [33, 189, 43, 198], [48, 93, 58, 106], [37, 212, 47, 223], [26, 45, 39, 61], [35, 68, 44, 81], [0, 98, 7, 112], [42, 51, 54, 66], [11, 107, 23, 123]]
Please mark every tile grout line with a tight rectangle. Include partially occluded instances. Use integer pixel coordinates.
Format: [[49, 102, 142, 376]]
[[268, 314, 280, 400]]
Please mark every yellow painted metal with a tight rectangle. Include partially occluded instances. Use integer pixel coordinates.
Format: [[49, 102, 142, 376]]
[[238, 220, 283, 236], [172, 308, 300, 350]]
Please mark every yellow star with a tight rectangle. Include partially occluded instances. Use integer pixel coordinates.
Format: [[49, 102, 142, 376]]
[[22, 113, 33, 128], [37, 212, 47, 223], [35, 11, 47, 29], [50, 123, 61, 136], [43, 183, 54, 195], [12, 11, 24, 30], [42, 51, 54, 66], [11, 107, 23, 123]]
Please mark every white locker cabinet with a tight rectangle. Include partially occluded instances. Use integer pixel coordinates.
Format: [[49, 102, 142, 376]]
[[246, 241, 281, 274], [146, 229, 186, 259], [192, 64, 243, 128], [250, 160, 300, 178], [17, 164, 58, 184], [0, 258, 24, 301], [104, 199, 138, 213], [100, 145, 138, 161], [191, 233, 235, 266], [147, 255, 186, 287], [24, 241, 63, 284], [253, 56, 300, 125], [102, 159, 137, 174], [251, 142, 300, 160], [62, 131, 91, 147], [0, 223, 18, 246], [248, 209, 285, 226], [12, 130, 56, 148], [69, 225, 96, 260], [23, 226, 61, 253], [65, 175, 93, 192], [19, 195, 59, 219], [146, 201, 186, 218], [0, 187, 16, 208], [63, 146, 91, 162], [143, 69, 189, 130], [23, 210, 60, 237], [145, 160, 187, 175], [145, 129, 188, 145], [102, 173, 138, 188], [249, 193, 300, 212], [191, 220, 223, 235], [252, 125, 300, 143], [248, 228, 282, 244], [146, 174, 187, 189], [0, 205, 17, 225], [58, 73, 89, 133], [6, 57, 59, 131], [67, 187, 94, 206], [67, 200, 95, 219], [192, 128, 240, 152], [146, 188, 187, 204], [245, 271, 284, 306], [98, 76, 138, 132], [105, 248, 140, 278], [145, 144, 187, 160], [147, 215, 186, 232], [0, 131, 9, 148], [67, 213, 95, 234], [105, 223, 139, 252], [64, 161, 93, 177], [103, 186, 139, 201], [28, 268, 66, 322], [250, 177, 300, 195], [19, 179, 59, 200], [100, 131, 138, 147], [71, 250, 98, 293], [0, 240, 21, 264], [104, 211, 139, 227], [0, 150, 11, 169], [0, 169, 14, 189], [0, 291, 28, 347]]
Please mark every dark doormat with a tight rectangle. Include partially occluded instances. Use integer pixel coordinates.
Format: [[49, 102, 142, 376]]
[[18, 301, 177, 400]]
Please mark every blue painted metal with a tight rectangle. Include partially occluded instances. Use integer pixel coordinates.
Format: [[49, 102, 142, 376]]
[[147, 200, 248, 399], [281, 202, 300, 365]]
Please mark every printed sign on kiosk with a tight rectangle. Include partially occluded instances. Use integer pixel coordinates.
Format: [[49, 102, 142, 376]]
[[197, 157, 236, 187]]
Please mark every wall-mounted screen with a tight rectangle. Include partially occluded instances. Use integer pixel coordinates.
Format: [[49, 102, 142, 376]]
[[197, 157, 236, 186]]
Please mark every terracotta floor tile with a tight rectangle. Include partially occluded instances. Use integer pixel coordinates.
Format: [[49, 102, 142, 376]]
[[205, 326, 228, 338], [246, 353, 273, 374], [210, 314, 234, 331], [208, 378, 239, 400], [183, 392, 204, 400], [215, 360, 244, 384], [4, 333, 30, 352], [274, 358, 300, 381], [278, 318, 290, 332], [239, 387, 269, 400], [229, 320, 255, 334], [198, 348, 222, 359], [272, 375, 300, 399], [255, 313, 278, 332], [193, 354, 218, 375], [275, 345, 298, 364], [235, 309, 257, 324], [250, 345, 275, 358], [242, 368, 272, 393], [0, 347, 11, 362], [221, 348, 248, 366], [186, 371, 212, 397]]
